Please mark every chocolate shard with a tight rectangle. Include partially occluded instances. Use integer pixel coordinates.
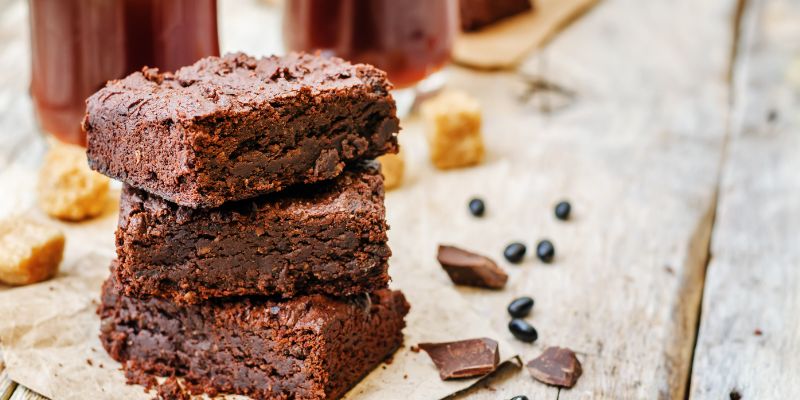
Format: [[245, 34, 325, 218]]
[[418, 337, 500, 380], [437, 245, 508, 289], [526, 347, 583, 388]]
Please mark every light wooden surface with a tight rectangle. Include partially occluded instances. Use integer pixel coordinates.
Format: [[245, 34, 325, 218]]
[[0, 0, 798, 399], [392, 0, 735, 398], [689, 0, 800, 398]]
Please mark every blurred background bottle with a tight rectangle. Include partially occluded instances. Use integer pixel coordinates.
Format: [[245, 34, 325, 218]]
[[283, 0, 457, 114], [28, 0, 220, 146]]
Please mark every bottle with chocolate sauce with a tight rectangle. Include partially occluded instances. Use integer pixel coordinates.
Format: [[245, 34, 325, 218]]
[[28, 0, 220, 146], [283, 0, 457, 114]]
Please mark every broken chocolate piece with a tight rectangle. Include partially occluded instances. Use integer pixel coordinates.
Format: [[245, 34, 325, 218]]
[[418, 338, 500, 380], [526, 347, 583, 388], [437, 245, 508, 289]]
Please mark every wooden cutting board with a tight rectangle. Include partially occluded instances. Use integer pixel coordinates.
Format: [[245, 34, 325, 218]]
[[454, 0, 599, 69]]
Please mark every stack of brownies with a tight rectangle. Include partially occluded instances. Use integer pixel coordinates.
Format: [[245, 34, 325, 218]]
[[84, 52, 409, 399]]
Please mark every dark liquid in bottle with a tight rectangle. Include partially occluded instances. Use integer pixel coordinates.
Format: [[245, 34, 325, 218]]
[[29, 0, 219, 146], [283, 0, 455, 89]]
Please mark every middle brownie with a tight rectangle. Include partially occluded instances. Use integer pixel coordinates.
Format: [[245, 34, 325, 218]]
[[115, 162, 390, 303]]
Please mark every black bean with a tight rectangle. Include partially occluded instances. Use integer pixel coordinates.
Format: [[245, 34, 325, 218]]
[[536, 240, 555, 263], [504, 242, 526, 264], [508, 319, 538, 343], [554, 200, 571, 220], [507, 297, 534, 318], [468, 198, 485, 217]]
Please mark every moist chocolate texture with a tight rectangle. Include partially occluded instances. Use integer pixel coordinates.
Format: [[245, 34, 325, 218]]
[[85, 52, 400, 208], [115, 162, 390, 303], [99, 272, 410, 400]]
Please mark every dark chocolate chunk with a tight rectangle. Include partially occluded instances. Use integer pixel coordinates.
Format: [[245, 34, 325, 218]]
[[437, 245, 508, 289], [507, 296, 534, 318], [504, 242, 527, 263], [526, 347, 583, 388], [508, 319, 538, 343], [468, 198, 486, 217], [418, 338, 500, 380], [554, 201, 571, 220], [536, 240, 555, 263]]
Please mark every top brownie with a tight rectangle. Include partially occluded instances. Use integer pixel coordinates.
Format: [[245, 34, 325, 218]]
[[85, 52, 400, 208]]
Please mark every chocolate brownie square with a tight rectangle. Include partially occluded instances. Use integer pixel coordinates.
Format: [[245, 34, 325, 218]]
[[85, 52, 400, 208], [460, 0, 533, 31], [115, 162, 390, 303], [99, 271, 409, 399]]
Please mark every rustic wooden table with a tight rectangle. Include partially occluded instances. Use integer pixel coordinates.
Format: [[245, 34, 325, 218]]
[[1, 0, 798, 399]]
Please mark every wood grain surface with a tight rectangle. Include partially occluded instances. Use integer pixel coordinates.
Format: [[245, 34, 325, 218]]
[[689, 0, 800, 398], [1, 354, 18, 400], [392, 0, 738, 398], [0, 0, 797, 398]]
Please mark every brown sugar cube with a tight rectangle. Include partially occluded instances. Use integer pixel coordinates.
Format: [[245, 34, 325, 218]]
[[0, 217, 65, 285], [38, 143, 110, 221], [378, 151, 405, 190], [421, 90, 485, 169]]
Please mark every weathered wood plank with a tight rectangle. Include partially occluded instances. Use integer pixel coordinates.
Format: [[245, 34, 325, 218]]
[[8, 387, 46, 400], [386, 0, 738, 398], [0, 0, 750, 399], [689, 0, 800, 398], [1, 354, 18, 400]]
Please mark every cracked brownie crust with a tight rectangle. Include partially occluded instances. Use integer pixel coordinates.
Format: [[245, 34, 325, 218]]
[[99, 271, 409, 400], [115, 162, 390, 303], [85, 52, 400, 208]]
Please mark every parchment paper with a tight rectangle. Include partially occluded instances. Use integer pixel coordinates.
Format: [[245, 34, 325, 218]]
[[0, 165, 519, 400], [453, 0, 598, 69]]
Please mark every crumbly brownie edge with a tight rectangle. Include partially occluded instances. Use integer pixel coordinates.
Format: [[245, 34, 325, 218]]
[[98, 274, 410, 400], [85, 52, 400, 208], [114, 164, 391, 303]]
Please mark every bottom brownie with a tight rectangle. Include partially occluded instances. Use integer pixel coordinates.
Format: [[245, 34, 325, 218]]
[[98, 272, 409, 400]]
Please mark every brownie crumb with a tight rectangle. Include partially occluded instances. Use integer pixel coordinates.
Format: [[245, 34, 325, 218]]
[[155, 377, 190, 400], [410, 345, 420, 353], [86, 359, 93, 366], [754, 329, 763, 336], [730, 390, 742, 400]]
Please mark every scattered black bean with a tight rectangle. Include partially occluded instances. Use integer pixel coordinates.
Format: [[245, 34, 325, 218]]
[[554, 200, 571, 220], [504, 242, 526, 264], [468, 198, 485, 217], [767, 109, 778, 122], [536, 240, 555, 263], [508, 319, 538, 343], [507, 297, 534, 318], [510, 396, 529, 400]]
